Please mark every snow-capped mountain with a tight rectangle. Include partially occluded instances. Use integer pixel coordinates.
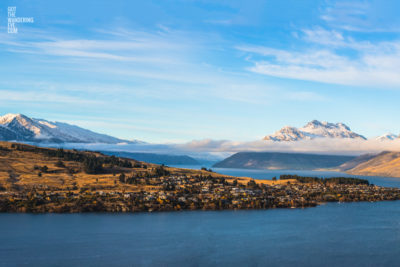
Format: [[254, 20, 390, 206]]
[[375, 133, 399, 141], [0, 113, 139, 144], [264, 120, 367, 141]]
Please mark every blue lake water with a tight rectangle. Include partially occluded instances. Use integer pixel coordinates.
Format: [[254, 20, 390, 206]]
[[210, 167, 400, 188], [1, 167, 400, 266]]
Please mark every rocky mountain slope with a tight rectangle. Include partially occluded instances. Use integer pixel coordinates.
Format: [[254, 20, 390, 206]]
[[0, 113, 137, 144], [375, 133, 399, 141], [264, 120, 367, 141]]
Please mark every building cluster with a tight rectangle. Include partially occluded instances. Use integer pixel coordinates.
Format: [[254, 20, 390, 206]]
[[1, 173, 400, 213]]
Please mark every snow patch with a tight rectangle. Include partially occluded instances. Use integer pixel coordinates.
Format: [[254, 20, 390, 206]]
[[264, 120, 366, 141]]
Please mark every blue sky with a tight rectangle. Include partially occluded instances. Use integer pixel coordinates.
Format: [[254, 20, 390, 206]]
[[1, 0, 400, 143]]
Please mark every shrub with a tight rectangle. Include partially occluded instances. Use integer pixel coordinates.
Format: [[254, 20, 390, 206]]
[[55, 160, 65, 168]]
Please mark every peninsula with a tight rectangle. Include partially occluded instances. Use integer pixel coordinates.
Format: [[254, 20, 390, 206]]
[[1, 142, 399, 213]]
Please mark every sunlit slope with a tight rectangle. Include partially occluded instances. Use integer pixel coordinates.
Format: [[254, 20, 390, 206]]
[[0, 141, 291, 193], [347, 151, 400, 178]]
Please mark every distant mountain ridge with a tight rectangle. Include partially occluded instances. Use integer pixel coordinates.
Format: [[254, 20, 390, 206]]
[[339, 153, 378, 171], [212, 150, 400, 177], [213, 152, 356, 170], [264, 120, 367, 141], [0, 113, 139, 144], [101, 151, 200, 166]]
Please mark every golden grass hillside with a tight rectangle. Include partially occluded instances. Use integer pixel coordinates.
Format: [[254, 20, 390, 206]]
[[0, 141, 293, 193], [347, 151, 400, 178]]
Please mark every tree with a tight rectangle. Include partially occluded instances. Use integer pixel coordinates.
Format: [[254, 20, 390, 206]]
[[40, 165, 48, 173], [72, 182, 78, 190], [55, 160, 65, 168], [247, 179, 257, 187], [154, 165, 170, 177], [119, 173, 126, 183], [56, 148, 65, 158], [83, 157, 103, 174]]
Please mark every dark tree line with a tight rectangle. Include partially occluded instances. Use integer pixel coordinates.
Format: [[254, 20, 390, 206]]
[[280, 174, 369, 185], [11, 143, 134, 174], [155, 165, 170, 177]]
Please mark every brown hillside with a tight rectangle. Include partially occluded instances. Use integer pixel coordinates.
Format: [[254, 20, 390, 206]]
[[0, 141, 289, 194], [346, 151, 400, 178]]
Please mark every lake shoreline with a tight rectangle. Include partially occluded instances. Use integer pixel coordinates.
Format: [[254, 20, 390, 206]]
[[2, 179, 400, 213]]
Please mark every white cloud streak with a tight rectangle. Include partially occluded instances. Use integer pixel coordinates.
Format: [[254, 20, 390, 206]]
[[0, 26, 325, 108], [175, 138, 400, 156], [238, 28, 400, 87], [55, 138, 400, 159], [320, 1, 400, 33]]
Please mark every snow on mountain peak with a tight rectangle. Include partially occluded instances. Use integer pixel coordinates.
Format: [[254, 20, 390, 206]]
[[264, 126, 309, 141], [0, 113, 26, 125], [264, 120, 366, 141], [0, 113, 45, 137], [0, 113, 136, 144], [37, 120, 57, 129], [375, 133, 399, 141]]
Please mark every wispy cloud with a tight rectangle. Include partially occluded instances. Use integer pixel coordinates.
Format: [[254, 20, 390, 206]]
[[59, 138, 400, 158], [204, 19, 234, 25], [0, 28, 188, 65], [1, 26, 325, 107], [175, 138, 400, 155], [238, 28, 400, 87], [0, 90, 101, 105], [320, 1, 400, 33]]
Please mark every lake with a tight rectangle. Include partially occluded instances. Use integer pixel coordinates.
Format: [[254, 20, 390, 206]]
[[1, 167, 400, 266]]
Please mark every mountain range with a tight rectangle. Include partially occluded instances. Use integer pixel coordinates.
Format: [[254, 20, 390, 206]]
[[2, 113, 400, 177], [263, 120, 398, 141], [375, 133, 399, 141], [213, 150, 400, 177], [1, 114, 399, 147], [0, 113, 138, 144]]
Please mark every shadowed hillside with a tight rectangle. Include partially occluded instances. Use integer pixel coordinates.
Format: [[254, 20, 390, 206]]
[[101, 151, 200, 165], [339, 153, 378, 171], [213, 152, 355, 170]]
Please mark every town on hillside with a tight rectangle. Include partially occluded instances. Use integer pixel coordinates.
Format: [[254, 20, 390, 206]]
[[1, 142, 400, 213]]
